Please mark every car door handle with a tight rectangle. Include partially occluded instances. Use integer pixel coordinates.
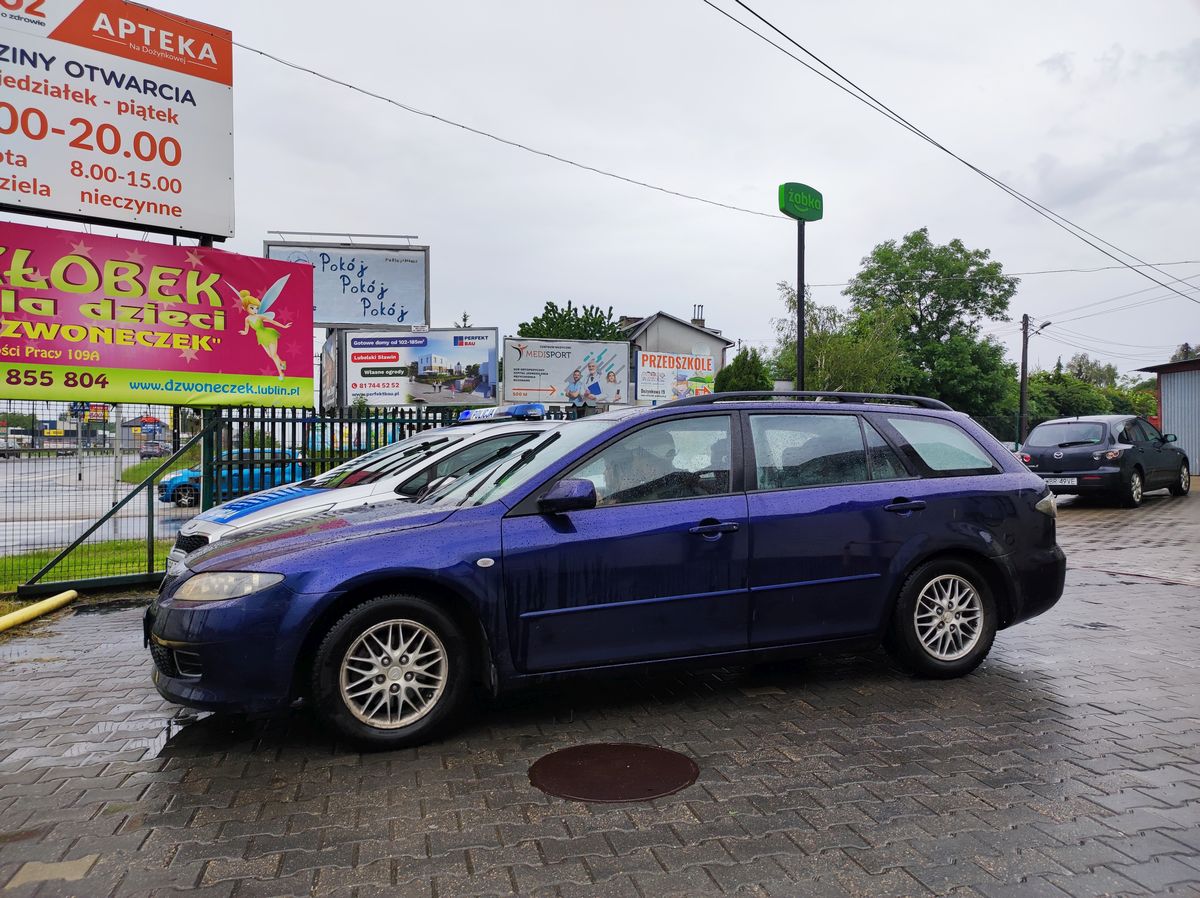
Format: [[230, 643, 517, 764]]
[[884, 499, 926, 514], [689, 520, 740, 535]]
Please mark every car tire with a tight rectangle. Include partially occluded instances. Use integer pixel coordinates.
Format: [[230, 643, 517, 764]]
[[884, 559, 998, 679], [310, 594, 470, 750], [175, 485, 199, 508], [1168, 461, 1190, 498], [1122, 468, 1144, 508]]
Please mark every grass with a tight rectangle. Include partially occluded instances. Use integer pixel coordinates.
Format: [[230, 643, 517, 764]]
[[0, 539, 174, 596], [120, 446, 200, 485]]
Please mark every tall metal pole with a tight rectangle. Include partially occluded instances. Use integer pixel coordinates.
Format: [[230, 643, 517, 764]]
[[796, 219, 806, 391], [1018, 313, 1030, 444]]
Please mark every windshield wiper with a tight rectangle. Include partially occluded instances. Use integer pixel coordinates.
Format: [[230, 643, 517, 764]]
[[1057, 440, 1097, 448]]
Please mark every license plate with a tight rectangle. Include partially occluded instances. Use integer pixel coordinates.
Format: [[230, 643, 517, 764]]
[[1043, 477, 1077, 486]]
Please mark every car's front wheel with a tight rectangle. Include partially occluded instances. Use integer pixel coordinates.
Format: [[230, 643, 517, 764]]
[[885, 559, 997, 678], [174, 485, 199, 507], [311, 594, 470, 750], [1169, 461, 1190, 497]]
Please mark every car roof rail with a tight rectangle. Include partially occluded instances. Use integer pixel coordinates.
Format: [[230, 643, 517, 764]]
[[660, 391, 953, 411]]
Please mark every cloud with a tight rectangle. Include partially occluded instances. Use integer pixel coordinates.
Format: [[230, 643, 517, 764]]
[[1038, 52, 1075, 83]]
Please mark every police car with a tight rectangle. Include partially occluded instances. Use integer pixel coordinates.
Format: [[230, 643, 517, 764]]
[[165, 405, 558, 576]]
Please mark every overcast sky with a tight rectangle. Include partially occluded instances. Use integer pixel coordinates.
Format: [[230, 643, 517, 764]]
[[12, 1, 1200, 379]]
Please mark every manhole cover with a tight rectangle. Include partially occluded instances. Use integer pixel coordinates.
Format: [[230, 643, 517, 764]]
[[529, 743, 699, 803]]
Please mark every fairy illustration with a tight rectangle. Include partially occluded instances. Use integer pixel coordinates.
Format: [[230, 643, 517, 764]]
[[231, 276, 293, 380]]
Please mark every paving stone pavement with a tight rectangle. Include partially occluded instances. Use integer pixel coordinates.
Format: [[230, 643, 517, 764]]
[[1, 491, 1199, 897]]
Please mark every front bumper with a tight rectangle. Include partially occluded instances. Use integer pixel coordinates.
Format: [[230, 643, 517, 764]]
[[145, 582, 309, 714], [1035, 467, 1124, 495]]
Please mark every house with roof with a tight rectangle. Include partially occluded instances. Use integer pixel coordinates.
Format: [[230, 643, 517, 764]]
[[619, 306, 735, 404]]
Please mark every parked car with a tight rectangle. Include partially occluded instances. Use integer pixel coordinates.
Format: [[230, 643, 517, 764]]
[[164, 405, 557, 575], [139, 441, 169, 459], [158, 448, 303, 509], [0, 439, 19, 459], [147, 392, 1066, 750], [1018, 414, 1190, 507]]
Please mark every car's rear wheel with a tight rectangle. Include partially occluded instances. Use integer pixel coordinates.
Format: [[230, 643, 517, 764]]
[[1122, 469, 1144, 508], [1168, 461, 1190, 497], [175, 485, 199, 507], [311, 594, 470, 750], [885, 559, 997, 678]]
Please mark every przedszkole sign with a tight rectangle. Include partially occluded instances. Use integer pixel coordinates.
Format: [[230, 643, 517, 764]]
[[0, 0, 234, 238]]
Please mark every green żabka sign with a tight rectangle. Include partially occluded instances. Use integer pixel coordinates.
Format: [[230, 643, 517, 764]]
[[778, 182, 823, 221]]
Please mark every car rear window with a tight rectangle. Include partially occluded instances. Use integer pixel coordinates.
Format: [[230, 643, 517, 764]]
[[1025, 422, 1105, 448], [884, 416, 998, 474]]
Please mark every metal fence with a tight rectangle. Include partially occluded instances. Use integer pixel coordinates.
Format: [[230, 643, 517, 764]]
[[2, 402, 499, 595]]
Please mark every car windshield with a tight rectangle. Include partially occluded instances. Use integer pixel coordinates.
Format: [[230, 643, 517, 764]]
[[310, 431, 461, 489], [1025, 422, 1106, 448], [427, 421, 611, 508]]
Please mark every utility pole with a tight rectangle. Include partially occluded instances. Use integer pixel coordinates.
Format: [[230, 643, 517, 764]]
[[1019, 314, 1051, 444]]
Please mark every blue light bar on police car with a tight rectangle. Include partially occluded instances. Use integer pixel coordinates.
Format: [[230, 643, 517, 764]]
[[456, 403, 546, 424]]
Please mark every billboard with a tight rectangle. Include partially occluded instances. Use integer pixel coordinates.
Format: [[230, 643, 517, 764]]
[[265, 242, 429, 329], [319, 331, 339, 410], [344, 328, 497, 407], [636, 351, 715, 402], [0, 221, 313, 406], [503, 338, 628, 406], [0, 0, 235, 238]]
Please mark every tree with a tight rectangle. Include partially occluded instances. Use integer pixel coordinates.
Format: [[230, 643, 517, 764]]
[[772, 283, 911, 392], [518, 300, 626, 341], [1066, 353, 1118, 388], [454, 311, 471, 328], [714, 347, 772, 392], [1029, 362, 1112, 418], [843, 228, 1018, 418], [1171, 342, 1198, 362]]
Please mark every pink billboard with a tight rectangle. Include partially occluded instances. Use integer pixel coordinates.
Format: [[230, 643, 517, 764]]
[[0, 221, 313, 406]]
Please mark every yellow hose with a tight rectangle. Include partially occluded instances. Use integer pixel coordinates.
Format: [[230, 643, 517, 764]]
[[0, 590, 78, 633]]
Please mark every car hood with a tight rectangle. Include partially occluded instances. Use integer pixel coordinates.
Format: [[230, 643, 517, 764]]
[[166, 466, 200, 481], [190, 481, 352, 527], [185, 502, 455, 573]]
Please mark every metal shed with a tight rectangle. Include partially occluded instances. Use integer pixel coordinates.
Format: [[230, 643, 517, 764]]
[[1139, 358, 1200, 468]]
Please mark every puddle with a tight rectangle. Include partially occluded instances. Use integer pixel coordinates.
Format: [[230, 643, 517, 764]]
[[73, 597, 152, 615]]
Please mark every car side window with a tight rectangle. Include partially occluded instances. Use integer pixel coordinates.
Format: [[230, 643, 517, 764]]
[[1116, 422, 1137, 444], [1134, 420, 1161, 442], [750, 414, 867, 489], [883, 415, 999, 475], [863, 420, 909, 480], [567, 416, 732, 507]]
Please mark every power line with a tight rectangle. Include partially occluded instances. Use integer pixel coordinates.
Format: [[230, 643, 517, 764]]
[[704, 0, 1200, 307], [228, 39, 784, 221], [806, 259, 1200, 290]]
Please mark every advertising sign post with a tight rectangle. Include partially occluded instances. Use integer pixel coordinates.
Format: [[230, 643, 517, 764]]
[[0, 220, 313, 406], [343, 328, 497, 408], [503, 338, 629, 407], [778, 182, 823, 390], [0, 0, 235, 239], [265, 242, 429, 329], [635, 352, 715, 402]]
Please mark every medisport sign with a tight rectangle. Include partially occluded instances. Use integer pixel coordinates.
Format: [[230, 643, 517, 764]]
[[503, 337, 628, 407], [0, 220, 313, 406], [0, 0, 234, 237], [343, 328, 497, 408], [265, 242, 429, 329]]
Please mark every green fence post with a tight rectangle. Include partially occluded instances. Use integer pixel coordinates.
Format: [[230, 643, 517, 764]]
[[146, 474, 155, 573], [201, 407, 216, 510]]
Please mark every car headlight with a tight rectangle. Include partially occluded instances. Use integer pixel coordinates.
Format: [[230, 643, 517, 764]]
[[173, 571, 284, 602]]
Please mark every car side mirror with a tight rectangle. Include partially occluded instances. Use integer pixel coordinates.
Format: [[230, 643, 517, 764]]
[[1163, 433, 1177, 443], [538, 478, 597, 514]]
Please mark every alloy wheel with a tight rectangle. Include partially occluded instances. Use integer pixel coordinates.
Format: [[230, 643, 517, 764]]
[[913, 574, 984, 662], [1182, 465, 1190, 493], [1131, 472, 1143, 504], [339, 619, 447, 729]]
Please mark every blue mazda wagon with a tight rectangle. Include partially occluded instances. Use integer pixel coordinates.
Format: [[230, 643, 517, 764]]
[[146, 393, 1066, 749]]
